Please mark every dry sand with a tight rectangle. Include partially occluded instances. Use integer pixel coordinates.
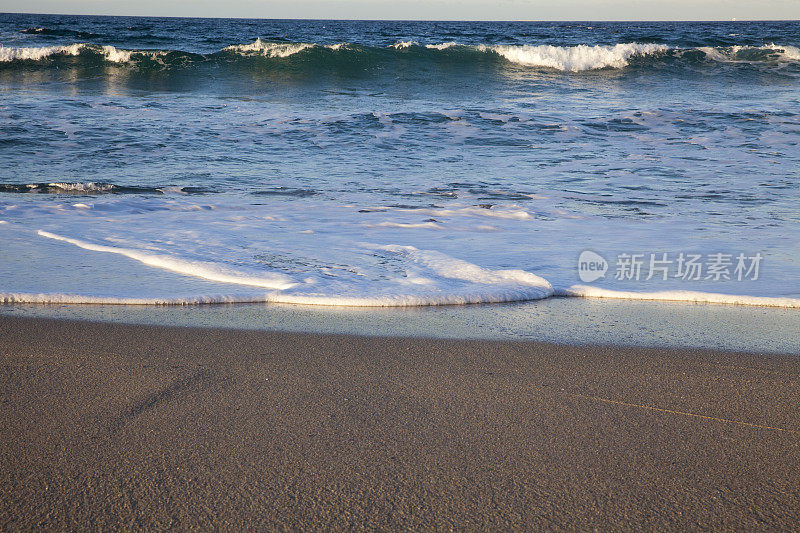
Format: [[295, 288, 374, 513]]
[[1, 315, 798, 530]]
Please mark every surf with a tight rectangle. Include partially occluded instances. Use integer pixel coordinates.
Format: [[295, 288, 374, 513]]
[[2, 40, 799, 74]]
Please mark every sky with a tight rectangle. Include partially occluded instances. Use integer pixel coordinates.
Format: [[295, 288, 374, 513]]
[[0, 0, 797, 20]]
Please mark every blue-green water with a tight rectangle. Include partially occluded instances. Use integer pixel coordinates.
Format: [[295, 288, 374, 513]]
[[1, 15, 799, 308]]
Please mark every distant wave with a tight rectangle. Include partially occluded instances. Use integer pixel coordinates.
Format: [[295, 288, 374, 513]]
[[0, 182, 313, 197], [20, 27, 102, 38], [0, 182, 211, 195], [2, 40, 799, 73]]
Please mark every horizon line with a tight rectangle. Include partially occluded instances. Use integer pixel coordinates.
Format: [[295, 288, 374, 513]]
[[2, 12, 798, 23]]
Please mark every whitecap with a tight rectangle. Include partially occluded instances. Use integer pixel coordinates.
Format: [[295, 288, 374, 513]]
[[223, 38, 316, 58], [0, 43, 159, 63], [482, 42, 669, 72]]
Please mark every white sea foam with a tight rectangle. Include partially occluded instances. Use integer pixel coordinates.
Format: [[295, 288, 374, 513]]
[[380, 245, 552, 293], [3, 282, 799, 308], [0, 292, 274, 305], [7, 44, 63, 62], [410, 206, 534, 220], [483, 43, 669, 71], [37, 230, 298, 290], [367, 221, 442, 229], [47, 182, 115, 192], [426, 42, 458, 50], [391, 41, 668, 70], [770, 43, 800, 60], [223, 39, 355, 57], [389, 41, 800, 71], [0, 193, 796, 309], [0, 43, 156, 63], [698, 45, 743, 62], [224, 38, 316, 57], [28, 224, 800, 308], [23, 229, 556, 306], [391, 40, 418, 49], [0, 289, 551, 307], [101, 45, 134, 63], [698, 43, 800, 63], [557, 285, 800, 308], [0, 43, 84, 62]]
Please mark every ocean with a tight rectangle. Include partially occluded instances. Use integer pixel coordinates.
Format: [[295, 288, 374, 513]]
[[1, 14, 799, 310]]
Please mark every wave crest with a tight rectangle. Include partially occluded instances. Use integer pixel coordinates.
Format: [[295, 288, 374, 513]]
[[390, 41, 668, 70], [0, 43, 162, 63], [2, 40, 799, 72], [223, 38, 317, 58], [223, 38, 355, 58], [697, 43, 800, 63], [483, 43, 669, 71]]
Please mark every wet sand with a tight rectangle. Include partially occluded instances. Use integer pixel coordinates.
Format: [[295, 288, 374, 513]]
[[1, 315, 798, 529]]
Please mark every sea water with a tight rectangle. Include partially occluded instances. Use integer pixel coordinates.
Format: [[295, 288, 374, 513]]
[[1, 15, 799, 313]]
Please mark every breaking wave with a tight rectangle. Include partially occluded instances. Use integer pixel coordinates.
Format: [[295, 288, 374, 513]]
[[222, 38, 350, 58], [697, 43, 800, 62], [0, 42, 165, 63], [2, 40, 799, 73], [394, 41, 670, 71]]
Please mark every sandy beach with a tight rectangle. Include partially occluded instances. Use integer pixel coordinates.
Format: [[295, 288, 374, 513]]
[[1, 315, 798, 529]]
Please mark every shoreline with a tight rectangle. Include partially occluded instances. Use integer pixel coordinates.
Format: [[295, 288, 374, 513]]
[[2, 315, 798, 528], [2, 297, 798, 354]]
